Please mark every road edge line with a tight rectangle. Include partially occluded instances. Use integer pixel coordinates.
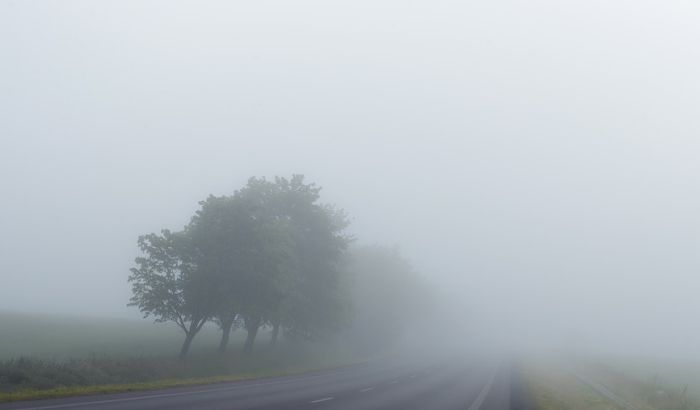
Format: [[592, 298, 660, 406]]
[[468, 367, 499, 410]]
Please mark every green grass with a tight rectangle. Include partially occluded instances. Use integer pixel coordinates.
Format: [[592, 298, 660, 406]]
[[519, 359, 620, 409], [0, 354, 366, 403], [599, 355, 700, 403], [583, 357, 700, 410], [1, 375, 254, 403], [520, 355, 700, 410], [0, 311, 242, 359], [0, 311, 368, 403]]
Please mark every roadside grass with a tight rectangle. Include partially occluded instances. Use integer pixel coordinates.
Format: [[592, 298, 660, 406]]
[[0, 344, 367, 403], [598, 356, 700, 405], [0, 311, 368, 403], [521, 355, 700, 410], [0, 354, 364, 403], [520, 359, 619, 410], [581, 359, 700, 410], [1, 375, 254, 403]]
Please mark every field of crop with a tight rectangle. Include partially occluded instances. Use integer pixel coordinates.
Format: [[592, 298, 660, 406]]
[[0, 311, 253, 360], [0, 311, 362, 401]]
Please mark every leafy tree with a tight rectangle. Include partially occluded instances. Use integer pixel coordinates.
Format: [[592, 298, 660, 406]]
[[128, 230, 217, 357], [264, 176, 352, 344], [219, 175, 351, 352], [233, 177, 296, 353], [188, 189, 294, 353], [188, 195, 249, 353], [129, 174, 353, 356]]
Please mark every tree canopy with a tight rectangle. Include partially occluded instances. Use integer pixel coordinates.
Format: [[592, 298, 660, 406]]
[[128, 229, 218, 357], [128, 175, 363, 357]]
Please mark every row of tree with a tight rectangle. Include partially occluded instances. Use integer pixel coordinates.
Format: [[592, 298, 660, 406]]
[[129, 175, 426, 357]]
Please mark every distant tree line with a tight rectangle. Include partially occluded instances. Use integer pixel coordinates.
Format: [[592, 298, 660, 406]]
[[129, 175, 427, 357]]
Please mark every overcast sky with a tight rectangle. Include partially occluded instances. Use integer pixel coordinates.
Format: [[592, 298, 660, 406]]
[[2, 0, 699, 356]]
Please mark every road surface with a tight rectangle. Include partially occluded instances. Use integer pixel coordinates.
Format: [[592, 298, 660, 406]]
[[0, 357, 528, 410]]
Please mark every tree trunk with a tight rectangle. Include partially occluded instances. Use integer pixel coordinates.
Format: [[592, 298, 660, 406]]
[[180, 332, 195, 358], [179, 319, 205, 358], [218, 317, 235, 353], [270, 321, 280, 347], [243, 317, 260, 354]]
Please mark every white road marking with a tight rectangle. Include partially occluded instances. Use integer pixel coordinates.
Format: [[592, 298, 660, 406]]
[[309, 397, 334, 404], [359, 387, 375, 392], [409, 374, 416, 378], [468, 368, 498, 410], [389, 380, 399, 384]]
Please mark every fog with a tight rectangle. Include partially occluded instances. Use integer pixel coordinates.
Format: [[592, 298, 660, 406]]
[[2, 0, 700, 359]]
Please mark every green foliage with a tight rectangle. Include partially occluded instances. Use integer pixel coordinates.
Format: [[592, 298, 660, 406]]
[[188, 192, 280, 351], [128, 175, 354, 356], [128, 230, 216, 356], [1, 175, 433, 398], [256, 175, 352, 341]]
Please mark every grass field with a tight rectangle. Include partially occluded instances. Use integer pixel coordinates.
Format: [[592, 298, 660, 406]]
[[601, 355, 700, 403], [521, 354, 700, 410], [0, 311, 251, 360], [8, 311, 700, 408], [520, 362, 619, 410], [0, 311, 364, 402]]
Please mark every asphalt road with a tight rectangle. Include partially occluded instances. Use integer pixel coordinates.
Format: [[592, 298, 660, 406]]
[[0, 358, 526, 410]]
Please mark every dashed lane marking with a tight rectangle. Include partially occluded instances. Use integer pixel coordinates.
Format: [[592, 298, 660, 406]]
[[309, 397, 334, 404]]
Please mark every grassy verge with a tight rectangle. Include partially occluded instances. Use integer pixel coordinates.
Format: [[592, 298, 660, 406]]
[[0, 359, 363, 403], [597, 355, 700, 406], [581, 360, 700, 410], [520, 355, 700, 410], [520, 359, 619, 410], [0, 311, 378, 403]]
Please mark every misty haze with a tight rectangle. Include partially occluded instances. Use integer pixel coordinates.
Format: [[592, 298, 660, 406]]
[[2, 1, 699, 409]]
